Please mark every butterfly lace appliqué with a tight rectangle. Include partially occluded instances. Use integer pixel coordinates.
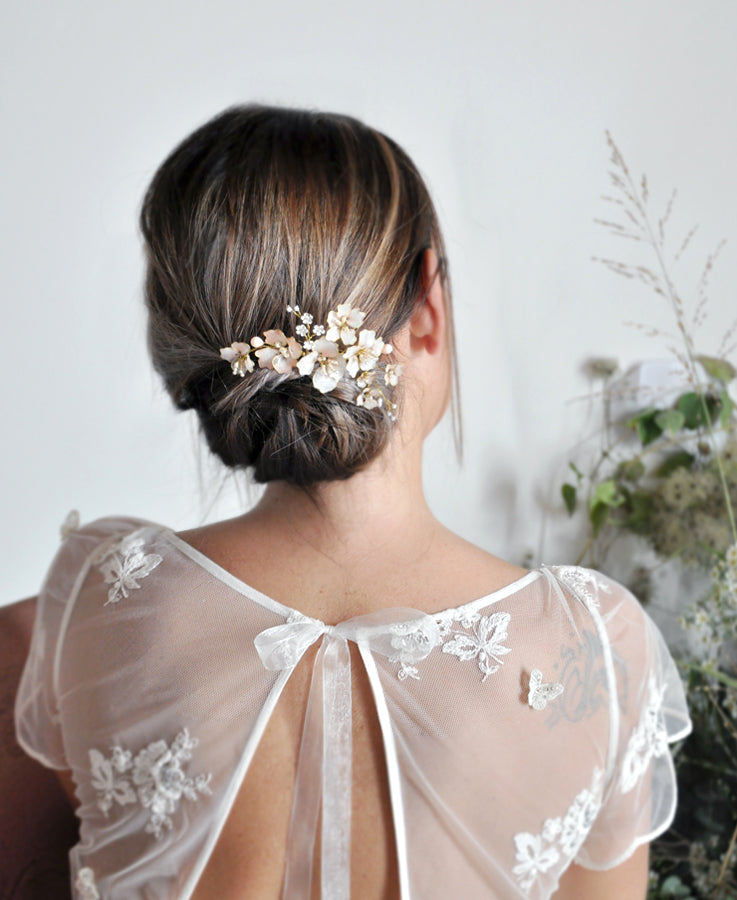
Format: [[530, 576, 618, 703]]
[[75, 868, 100, 900], [527, 668, 564, 711], [89, 728, 212, 839], [513, 768, 603, 894], [93, 531, 163, 605], [438, 609, 512, 681], [620, 673, 669, 793]]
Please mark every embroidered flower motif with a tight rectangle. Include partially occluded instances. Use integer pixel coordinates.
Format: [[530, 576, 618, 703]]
[[88, 729, 212, 840], [441, 610, 512, 681], [75, 867, 100, 900], [513, 768, 603, 894], [559, 772, 603, 856], [95, 533, 163, 605], [389, 621, 438, 681], [90, 747, 136, 814], [553, 566, 612, 609], [325, 302, 366, 345], [542, 817, 562, 842], [620, 673, 669, 793], [512, 833, 560, 893]]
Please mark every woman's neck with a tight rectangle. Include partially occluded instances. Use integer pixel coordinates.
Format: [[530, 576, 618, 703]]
[[248, 435, 437, 567]]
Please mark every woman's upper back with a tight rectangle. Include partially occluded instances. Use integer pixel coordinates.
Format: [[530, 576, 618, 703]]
[[15, 513, 690, 899]]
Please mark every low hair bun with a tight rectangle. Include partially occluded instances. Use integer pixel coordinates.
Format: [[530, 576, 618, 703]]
[[197, 374, 388, 485], [141, 104, 454, 487]]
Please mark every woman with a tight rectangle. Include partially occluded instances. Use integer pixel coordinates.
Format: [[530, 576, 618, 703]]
[[15, 105, 690, 899]]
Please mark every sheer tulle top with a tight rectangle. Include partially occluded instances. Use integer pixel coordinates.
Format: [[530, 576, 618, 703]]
[[15, 516, 692, 900]]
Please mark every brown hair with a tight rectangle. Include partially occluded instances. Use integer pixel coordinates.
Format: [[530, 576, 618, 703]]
[[140, 104, 457, 486]]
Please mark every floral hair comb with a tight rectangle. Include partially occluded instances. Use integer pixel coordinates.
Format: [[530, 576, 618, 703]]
[[220, 303, 401, 417]]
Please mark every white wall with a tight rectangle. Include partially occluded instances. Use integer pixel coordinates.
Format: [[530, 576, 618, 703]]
[[3, 1, 736, 604]]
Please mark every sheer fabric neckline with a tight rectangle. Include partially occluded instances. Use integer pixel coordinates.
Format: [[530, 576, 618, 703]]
[[163, 526, 542, 622]]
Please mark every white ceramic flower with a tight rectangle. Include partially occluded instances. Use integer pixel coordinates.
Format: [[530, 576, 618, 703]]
[[384, 363, 402, 386], [219, 342, 254, 376], [297, 339, 346, 393], [344, 330, 386, 376], [254, 329, 302, 373], [221, 302, 400, 413], [326, 303, 366, 345], [356, 381, 384, 409]]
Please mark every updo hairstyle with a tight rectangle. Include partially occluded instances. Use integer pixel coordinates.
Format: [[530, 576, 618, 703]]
[[140, 105, 453, 486]]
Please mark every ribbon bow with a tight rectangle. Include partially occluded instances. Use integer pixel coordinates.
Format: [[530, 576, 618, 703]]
[[254, 608, 441, 899]]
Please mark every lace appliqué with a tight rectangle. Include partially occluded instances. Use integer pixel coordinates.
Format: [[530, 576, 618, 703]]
[[438, 609, 512, 681], [513, 768, 603, 894], [389, 620, 438, 680], [93, 531, 163, 605], [89, 729, 212, 839], [527, 668, 564, 711], [553, 566, 612, 609], [620, 673, 669, 793], [75, 868, 100, 900]]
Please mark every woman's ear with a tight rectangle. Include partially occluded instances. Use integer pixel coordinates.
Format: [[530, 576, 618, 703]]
[[408, 248, 445, 355]]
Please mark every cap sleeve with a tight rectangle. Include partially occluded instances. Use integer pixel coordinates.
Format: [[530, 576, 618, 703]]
[[14, 515, 144, 770], [574, 571, 692, 870]]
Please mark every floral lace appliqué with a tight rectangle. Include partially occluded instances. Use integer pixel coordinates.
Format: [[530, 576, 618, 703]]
[[75, 867, 100, 900], [89, 729, 212, 839], [552, 566, 612, 609], [438, 609, 512, 681], [513, 768, 603, 894], [93, 531, 163, 605], [389, 620, 439, 680], [620, 673, 669, 793]]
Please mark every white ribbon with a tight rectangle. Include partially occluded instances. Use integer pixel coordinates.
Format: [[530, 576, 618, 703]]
[[254, 608, 441, 900]]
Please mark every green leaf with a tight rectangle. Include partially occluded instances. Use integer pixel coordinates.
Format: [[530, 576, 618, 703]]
[[676, 392, 708, 429], [589, 502, 609, 536], [568, 461, 584, 481], [626, 408, 663, 445], [654, 409, 685, 434], [589, 479, 625, 510], [622, 489, 654, 534], [720, 389, 734, 428], [660, 874, 694, 898], [616, 458, 645, 482], [561, 483, 577, 515], [654, 451, 695, 478], [697, 353, 736, 382]]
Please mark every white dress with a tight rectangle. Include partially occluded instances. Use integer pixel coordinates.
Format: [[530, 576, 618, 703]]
[[15, 516, 692, 900]]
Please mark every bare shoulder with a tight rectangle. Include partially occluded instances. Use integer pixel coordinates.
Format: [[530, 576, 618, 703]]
[[176, 515, 531, 616], [429, 524, 531, 596]]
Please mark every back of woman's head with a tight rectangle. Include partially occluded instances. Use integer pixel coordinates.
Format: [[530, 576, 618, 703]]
[[140, 104, 452, 486]]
